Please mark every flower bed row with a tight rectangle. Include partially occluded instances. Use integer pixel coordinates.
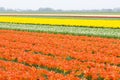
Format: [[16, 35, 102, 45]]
[[0, 16, 120, 28], [0, 60, 80, 80], [0, 30, 120, 80]]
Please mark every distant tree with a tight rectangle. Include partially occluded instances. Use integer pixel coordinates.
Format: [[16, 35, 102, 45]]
[[113, 8, 120, 12], [38, 8, 54, 12], [0, 7, 5, 11]]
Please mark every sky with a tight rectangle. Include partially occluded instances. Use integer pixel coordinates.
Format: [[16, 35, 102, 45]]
[[0, 0, 120, 10]]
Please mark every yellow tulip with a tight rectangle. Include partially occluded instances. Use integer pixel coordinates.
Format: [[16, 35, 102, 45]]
[[0, 16, 120, 28]]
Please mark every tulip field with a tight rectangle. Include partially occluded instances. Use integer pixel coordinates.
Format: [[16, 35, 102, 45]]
[[0, 16, 120, 28], [0, 14, 120, 80]]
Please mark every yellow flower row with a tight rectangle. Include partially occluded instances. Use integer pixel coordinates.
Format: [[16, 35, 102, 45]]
[[0, 16, 120, 28]]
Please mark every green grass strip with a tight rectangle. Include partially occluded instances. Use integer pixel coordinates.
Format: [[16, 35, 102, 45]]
[[0, 23, 120, 39]]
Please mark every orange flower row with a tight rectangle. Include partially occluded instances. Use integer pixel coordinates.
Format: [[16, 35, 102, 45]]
[[0, 30, 120, 65], [0, 60, 80, 80], [0, 30, 120, 80]]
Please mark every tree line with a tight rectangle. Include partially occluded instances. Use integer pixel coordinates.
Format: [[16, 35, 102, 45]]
[[0, 7, 120, 12]]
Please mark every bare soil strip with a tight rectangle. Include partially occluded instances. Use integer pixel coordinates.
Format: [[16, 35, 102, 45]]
[[0, 14, 120, 18]]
